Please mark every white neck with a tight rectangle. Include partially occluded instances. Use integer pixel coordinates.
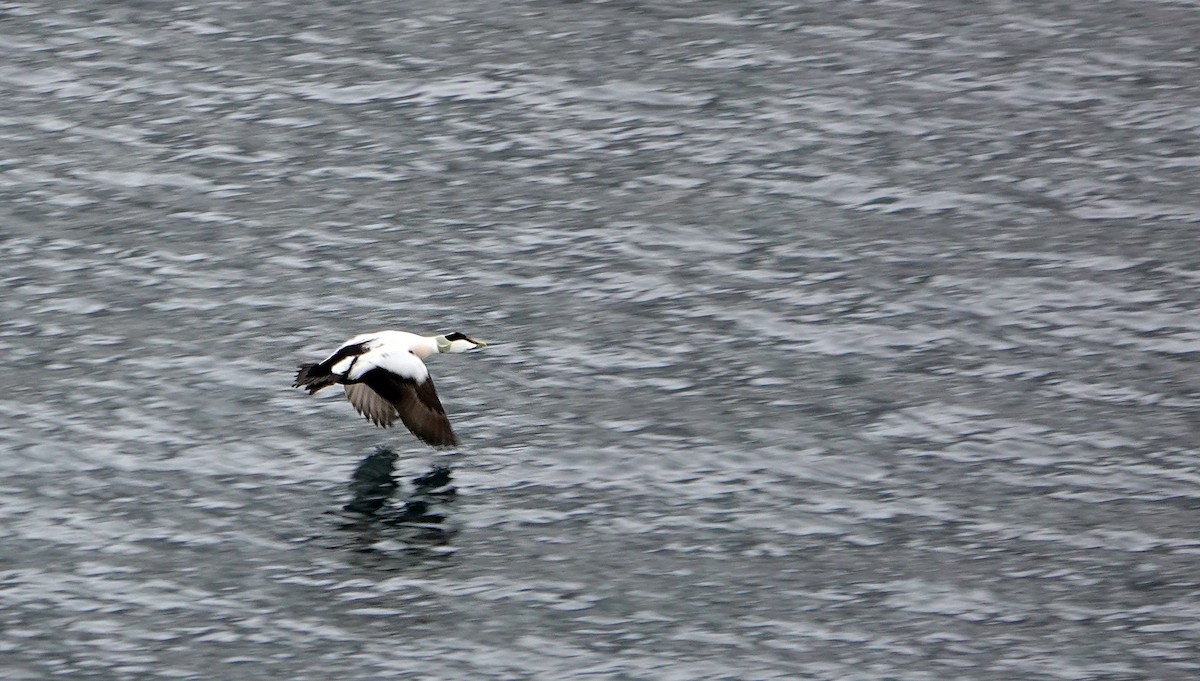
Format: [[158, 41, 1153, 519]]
[[411, 336, 439, 359]]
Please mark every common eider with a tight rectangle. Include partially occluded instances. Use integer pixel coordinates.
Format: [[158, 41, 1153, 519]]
[[293, 330, 486, 448]]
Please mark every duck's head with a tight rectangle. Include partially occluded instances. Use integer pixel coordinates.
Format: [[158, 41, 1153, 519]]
[[436, 332, 488, 354]]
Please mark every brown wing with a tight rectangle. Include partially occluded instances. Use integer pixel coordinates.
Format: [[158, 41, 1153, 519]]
[[344, 383, 400, 428], [356, 368, 458, 448]]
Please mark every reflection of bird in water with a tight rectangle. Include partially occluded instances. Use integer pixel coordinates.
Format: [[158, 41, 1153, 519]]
[[293, 330, 486, 447], [343, 446, 401, 516], [345, 446, 456, 519], [340, 446, 458, 545]]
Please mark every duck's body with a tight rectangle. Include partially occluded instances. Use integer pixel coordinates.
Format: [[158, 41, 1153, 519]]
[[293, 330, 485, 448]]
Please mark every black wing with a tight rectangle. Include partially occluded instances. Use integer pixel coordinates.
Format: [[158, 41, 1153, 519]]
[[350, 368, 458, 448], [293, 341, 370, 393]]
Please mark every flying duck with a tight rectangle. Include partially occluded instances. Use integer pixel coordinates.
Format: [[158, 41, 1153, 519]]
[[293, 330, 486, 448]]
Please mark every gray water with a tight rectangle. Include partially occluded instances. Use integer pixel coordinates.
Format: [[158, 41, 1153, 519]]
[[2, 1, 1199, 679]]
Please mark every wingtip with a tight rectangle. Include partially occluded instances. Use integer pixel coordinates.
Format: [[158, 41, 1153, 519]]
[[360, 410, 395, 429]]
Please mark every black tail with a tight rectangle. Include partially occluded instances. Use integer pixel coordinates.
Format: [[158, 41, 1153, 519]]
[[293, 362, 338, 393]]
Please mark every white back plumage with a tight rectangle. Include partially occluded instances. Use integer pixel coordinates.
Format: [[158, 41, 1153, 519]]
[[326, 331, 434, 383]]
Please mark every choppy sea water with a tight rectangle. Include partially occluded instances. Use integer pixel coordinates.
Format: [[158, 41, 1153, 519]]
[[2, 1, 1199, 679]]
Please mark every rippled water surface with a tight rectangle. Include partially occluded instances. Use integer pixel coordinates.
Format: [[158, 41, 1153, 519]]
[[2, 1, 1199, 679]]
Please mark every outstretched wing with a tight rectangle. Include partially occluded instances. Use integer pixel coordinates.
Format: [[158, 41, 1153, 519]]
[[344, 382, 400, 427], [347, 367, 458, 448]]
